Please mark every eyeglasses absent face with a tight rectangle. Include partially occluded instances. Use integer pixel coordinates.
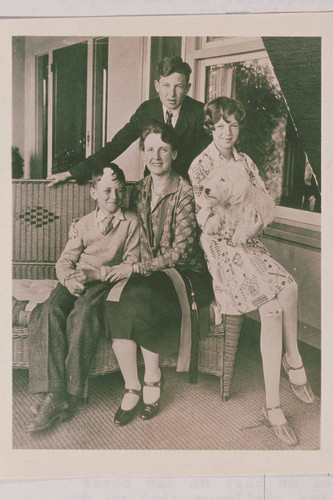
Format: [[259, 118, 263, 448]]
[[212, 114, 240, 154], [90, 175, 125, 216], [154, 72, 190, 110], [144, 132, 177, 177]]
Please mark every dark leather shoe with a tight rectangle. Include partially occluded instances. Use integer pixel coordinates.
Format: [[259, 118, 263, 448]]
[[114, 389, 141, 427], [30, 394, 80, 416], [140, 375, 164, 421], [26, 393, 73, 433]]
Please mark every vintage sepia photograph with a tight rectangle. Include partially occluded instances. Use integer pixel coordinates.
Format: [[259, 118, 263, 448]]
[[4, 11, 331, 479], [11, 32, 321, 454]]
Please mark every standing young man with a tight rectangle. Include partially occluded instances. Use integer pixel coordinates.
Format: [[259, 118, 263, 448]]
[[48, 56, 210, 184]]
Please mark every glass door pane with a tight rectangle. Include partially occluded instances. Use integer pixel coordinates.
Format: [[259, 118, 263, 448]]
[[52, 42, 87, 174], [35, 54, 49, 179], [92, 37, 108, 153]]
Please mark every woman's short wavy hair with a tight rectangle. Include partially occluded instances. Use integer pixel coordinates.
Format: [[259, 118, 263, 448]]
[[204, 97, 246, 134], [139, 120, 179, 152]]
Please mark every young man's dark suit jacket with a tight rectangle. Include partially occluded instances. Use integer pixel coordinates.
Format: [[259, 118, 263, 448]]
[[69, 95, 211, 182]]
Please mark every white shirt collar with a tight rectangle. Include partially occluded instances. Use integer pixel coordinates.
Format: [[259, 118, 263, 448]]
[[96, 207, 124, 222], [208, 142, 242, 163]]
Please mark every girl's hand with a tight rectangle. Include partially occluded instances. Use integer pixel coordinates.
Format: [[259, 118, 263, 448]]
[[105, 263, 133, 283], [247, 210, 264, 240]]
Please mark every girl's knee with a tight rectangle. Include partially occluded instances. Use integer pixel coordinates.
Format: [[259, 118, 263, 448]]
[[285, 281, 298, 301], [259, 299, 283, 320]]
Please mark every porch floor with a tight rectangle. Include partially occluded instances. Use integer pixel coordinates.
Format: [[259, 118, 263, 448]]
[[12, 326, 320, 451]]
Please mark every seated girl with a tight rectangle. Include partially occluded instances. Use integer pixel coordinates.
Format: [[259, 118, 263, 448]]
[[189, 97, 314, 447]]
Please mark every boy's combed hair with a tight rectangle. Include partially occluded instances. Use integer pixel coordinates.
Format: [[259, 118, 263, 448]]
[[91, 163, 126, 187], [157, 56, 192, 84]]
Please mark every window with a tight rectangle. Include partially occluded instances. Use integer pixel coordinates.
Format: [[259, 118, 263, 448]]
[[35, 54, 49, 179], [34, 37, 109, 178], [187, 37, 321, 214]]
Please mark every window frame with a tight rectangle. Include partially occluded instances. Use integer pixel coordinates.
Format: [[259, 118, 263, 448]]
[[184, 36, 321, 231]]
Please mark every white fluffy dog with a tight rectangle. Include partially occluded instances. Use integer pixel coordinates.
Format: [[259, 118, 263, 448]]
[[201, 163, 275, 244]]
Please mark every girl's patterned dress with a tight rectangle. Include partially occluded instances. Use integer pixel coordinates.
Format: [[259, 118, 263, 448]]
[[189, 142, 295, 315]]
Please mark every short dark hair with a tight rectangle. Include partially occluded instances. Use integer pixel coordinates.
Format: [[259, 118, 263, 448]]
[[91, 162, 126, 187], [139, 120, 179, 152], [204, 97, 246, 133], [157, 56, 192, 84]]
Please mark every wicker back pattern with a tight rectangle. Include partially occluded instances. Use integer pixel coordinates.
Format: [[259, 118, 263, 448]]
[[12, 180, 136, 279], [12, 180, 243, 401]]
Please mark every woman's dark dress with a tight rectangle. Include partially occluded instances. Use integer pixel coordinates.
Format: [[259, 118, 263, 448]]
[[104, 171, 213, 354]]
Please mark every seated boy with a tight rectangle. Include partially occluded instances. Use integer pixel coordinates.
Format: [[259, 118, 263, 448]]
[[26, 163, 139, 433]]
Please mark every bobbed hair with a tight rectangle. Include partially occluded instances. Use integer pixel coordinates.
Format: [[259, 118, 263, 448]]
[[204, 96, 246, 134]]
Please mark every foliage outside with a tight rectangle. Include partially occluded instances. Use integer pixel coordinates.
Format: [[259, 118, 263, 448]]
[[52, 149, 85, 175], [234, 59, 288, 205], [12, 147, 24, 179]]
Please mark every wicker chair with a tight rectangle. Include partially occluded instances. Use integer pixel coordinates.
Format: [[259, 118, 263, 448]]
[[12, 180, 244, 402]]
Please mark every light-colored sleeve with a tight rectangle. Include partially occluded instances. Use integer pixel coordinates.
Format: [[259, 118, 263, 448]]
[[121, 216, 140, 264], [188, 154, 213, 230], [55, 221, 85, 285], [242, 153, 271, 195], [241, 153, 276, 230], [136, 187, 199, 275]]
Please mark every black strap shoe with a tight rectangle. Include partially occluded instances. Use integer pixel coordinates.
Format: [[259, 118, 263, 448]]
[[114, 388, 142, 427], [140, 375, 165, 421]]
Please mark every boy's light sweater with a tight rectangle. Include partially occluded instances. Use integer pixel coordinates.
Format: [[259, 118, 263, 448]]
[[56, 209, 140, 285]]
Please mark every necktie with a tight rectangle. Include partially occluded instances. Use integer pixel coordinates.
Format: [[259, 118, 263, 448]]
[[166, 110, 173, 127], [99, 216, 114, 235]]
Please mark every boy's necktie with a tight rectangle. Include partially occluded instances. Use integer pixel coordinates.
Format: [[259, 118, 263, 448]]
[[99, 216, 114, 235], [166, 110, 173, 127]]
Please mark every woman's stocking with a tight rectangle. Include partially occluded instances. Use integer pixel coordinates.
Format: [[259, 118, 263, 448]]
[[112, 339, 141, 410], [140, 346, 161, 404]]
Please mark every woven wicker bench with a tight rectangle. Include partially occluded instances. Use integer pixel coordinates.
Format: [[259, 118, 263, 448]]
[[12, 180, 244, 401]]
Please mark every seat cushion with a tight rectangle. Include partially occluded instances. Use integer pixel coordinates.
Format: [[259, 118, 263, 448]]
[[12, 279, 58, 327]]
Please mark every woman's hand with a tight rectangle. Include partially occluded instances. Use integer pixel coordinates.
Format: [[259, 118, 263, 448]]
[[105, 263, 133, 283], [246, 210, 264, 240]]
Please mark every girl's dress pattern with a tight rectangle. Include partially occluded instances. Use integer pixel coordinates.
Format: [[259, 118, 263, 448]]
[[189, 142, 295, 315]]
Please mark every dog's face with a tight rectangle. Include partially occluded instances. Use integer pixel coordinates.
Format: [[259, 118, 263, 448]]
[[202, 164, 250, 208]]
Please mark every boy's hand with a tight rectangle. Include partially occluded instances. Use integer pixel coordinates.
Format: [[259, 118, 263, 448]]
[[70, 269, 100, 284], [105, 263, 132, 283], [246, 210, 264, 240], [47, 171, 72, 187], [65, 277, 85, 296]]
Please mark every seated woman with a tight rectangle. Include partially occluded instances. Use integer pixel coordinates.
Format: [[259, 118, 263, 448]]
[[189, 97, 314, 447], [103, 121, 213, 426]]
